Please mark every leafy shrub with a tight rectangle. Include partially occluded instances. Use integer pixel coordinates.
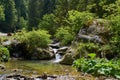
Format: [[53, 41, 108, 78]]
[[12, 29, 51, 59], [109, 15, 120, 55], [0, 46, 10, 61], [55, 27, 74, 45], [38, 14, 57, 35], [73, 42, 99, 59], [25, 30, 51, 49], [14, 29, 51, 49], [18, 17, 27, 29], [68, 10, 94, 34], [73, 57, 120, 79]]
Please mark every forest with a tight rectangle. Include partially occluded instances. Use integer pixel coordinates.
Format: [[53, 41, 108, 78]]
[[0, 0, 120, 80]]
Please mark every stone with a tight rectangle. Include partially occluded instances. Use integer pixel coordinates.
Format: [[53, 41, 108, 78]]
[[59, 53, 74, 65], [0, 64, 6, 70], [58, 47, 68, 54], [48, 42, 60, 49], [41, 73, 47, 79], [32, 48, 54, 60], [78, 19, 110, 44]]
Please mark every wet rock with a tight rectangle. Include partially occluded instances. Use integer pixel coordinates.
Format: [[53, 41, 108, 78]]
[[41, 73, 47, 79], [7, 74, 21, 78], [0, 74, 7, 80], [0, 64, 6, 70], [58, 47, 68, 55], [59, 53, 74, 65], [6, 74, 34, 80], [49, 42, 60, 49], [31, 48, 54, 60], [24, 77, 34, 80]]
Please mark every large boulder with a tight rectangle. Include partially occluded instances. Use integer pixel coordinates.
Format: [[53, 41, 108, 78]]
[[78, 19, 110, 44], [59, 53, 74, 65], [31, 48, 54, 60]]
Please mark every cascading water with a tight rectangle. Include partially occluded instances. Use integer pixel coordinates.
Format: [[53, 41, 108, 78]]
[[55, 53, 61, 60], [53, 49, 58, 54], [52, 49, 62, 63]]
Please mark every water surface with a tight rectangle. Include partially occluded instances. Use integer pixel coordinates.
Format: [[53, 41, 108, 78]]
[[0, 60, 79, 76]]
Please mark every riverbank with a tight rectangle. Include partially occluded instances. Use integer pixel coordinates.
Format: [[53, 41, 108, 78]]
[[0, 60, 117, 80]]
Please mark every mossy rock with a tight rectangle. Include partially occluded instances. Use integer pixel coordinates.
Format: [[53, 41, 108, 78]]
[[59, 53, 74, 65], [31, 48, 54, 60]]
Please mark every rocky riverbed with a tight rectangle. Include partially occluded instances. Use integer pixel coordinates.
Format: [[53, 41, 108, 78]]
[[0, 60, 116, 80]]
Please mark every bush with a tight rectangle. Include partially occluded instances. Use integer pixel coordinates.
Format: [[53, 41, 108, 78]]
[[25, 30, 51, 49], [55, 27, 74, 45], [38, 14, 57, 35], [14, 29, 51, 49], [12, 29, 52, 59], [73, 57, 120, 79], [0, 46, 10, 61], [109, 15, 120, 56], [73, 42, 99, 59], [68, 10, 94, 34]]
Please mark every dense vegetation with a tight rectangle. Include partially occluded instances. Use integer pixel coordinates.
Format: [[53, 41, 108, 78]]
[[0, 46, 10, 61], [73, 53, 120, 79], [0, 0, 120, 79]]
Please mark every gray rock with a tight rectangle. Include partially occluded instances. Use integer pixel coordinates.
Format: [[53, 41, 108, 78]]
[[0, 64, 6, 70], [31, 48, 54, 60], [78, 19, 110, 44], [59, 53, 74, 65], [49, 42, 60, 48]]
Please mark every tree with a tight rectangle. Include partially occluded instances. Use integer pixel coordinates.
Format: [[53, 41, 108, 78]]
[[38, 14, 57, 35], [14, 0, 27, 29], [0, 5, 4, 21], [42, 0, 56, 14], [54, 0, 69, 26], [0, 5, 5, 32], [28, 0, 40, 30], [4, 0, 16, 32]]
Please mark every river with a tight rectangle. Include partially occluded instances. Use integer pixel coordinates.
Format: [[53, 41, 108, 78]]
[[0, 60, 95, 80]]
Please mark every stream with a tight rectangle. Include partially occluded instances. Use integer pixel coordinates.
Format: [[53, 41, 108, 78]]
[[0, 60, 95, 80], [0, 60, 77, 75]]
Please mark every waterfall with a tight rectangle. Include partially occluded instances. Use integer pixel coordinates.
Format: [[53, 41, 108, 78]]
[[53, 49, 58, 54], [55, 53, 61, 60], [52, 48, 62, 63]]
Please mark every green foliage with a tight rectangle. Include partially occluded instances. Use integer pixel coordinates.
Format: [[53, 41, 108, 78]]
[[55, 27, 74, 45], [54, 0, 69, 25], [4, 0, 17, 32], [108, 15, 120, 55], [88, 53, 96, 59], [0, 5, 4, 21], [74, 42, 99, 59], [68, 10, 94, 33], [28, 0, 41, 30], [73, 58, 120, 79], [28, 0, 55, 30], [0, 46, 10, 62], [25, 30, 51, 49], [15, 29, 51, 49], [18, 17, 27, 29], [38, 14, 57, 35]]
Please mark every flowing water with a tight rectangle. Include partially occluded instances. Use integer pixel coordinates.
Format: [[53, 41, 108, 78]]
[[0, 60, 79, 76], [0, 60, 96, 80]]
